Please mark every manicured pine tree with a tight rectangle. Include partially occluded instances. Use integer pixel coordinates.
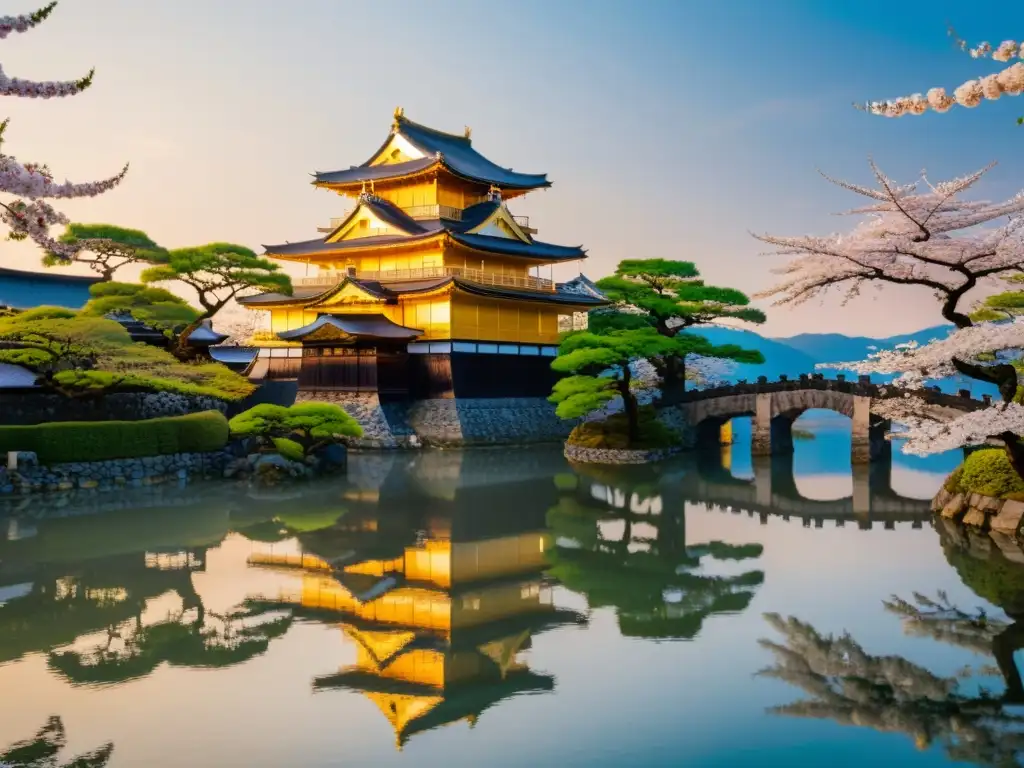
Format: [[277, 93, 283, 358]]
[[43, 223, 166, 280], [594, 259, 765, 399]]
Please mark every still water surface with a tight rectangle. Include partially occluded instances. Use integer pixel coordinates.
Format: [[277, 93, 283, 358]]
[[1, 414, 1020, 767]]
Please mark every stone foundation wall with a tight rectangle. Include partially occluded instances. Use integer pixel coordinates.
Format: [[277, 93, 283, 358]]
[[0, 391, 227, 426], [295, 393, 570, 448], [405, 398, 571, 447], [932, 485, 1024, 537], [564, 443, 683, 465], [0, 449, 234, 495]]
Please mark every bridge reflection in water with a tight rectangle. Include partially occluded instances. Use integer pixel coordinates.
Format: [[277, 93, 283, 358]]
[[685, 449, 932, 529]]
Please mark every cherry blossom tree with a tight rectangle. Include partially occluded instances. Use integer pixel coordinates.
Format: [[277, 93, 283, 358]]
[[0, 3, 128, 260], [821, 321, 1024, 473], [756, 163, 1024, 475], [859, 29, 1024, 121], [752, 162, 1024, 329]]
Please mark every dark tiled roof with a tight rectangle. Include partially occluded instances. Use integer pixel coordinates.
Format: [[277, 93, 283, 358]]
[[313, 115, 550, 190], [313, 156, 437, 185], [397, 116, 549, 190], [262, 231, 440, 257], [209, 347, 258, 366], [0, 362, 40, 389], [557, 274, 608, 300], [453, 278, 610, 306], [277, 313, 423, 341], [184, 319, 229, 346], [450, 233, 584, 261], [0, 267, 101, 311], [0, 266, 101, 284], [237, 285, 324, 306]]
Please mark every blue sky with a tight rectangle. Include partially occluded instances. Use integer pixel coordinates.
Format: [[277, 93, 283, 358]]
[[5, 0, 1024, 335]]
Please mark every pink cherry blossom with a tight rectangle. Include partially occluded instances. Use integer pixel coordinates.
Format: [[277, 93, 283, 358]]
[[0, 3, 126, 260], [753, 162, 1024, 313]]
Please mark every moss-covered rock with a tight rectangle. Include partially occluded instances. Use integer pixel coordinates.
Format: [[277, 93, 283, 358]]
[[956, 449, 1024, 498], [567, 406, 680, 450]]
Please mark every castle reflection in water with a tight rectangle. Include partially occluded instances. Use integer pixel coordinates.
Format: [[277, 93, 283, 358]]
[[0, 444, 976, 756]]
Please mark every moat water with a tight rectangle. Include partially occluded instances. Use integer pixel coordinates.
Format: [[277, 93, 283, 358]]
[[1, 411, 1020, 767]]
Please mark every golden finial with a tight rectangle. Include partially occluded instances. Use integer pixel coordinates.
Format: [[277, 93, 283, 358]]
[[464, 125, 472, 139], [393, 106, 405, 128]]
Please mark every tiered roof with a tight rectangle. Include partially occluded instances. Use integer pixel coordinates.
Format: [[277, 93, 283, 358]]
[[237, 274, 610, 310], [313, 110, 550, 193], [262, 196, 585, 263]]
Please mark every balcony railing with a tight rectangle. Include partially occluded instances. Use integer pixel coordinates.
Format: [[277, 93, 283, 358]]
[[298, 266, 555, 292]]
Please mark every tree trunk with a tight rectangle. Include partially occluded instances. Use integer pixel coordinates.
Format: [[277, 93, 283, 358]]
[[620, 366, 640, 446], [660, 355, 686, 404], [992, 621, 1024, 704], [170, 314, 211, 362]]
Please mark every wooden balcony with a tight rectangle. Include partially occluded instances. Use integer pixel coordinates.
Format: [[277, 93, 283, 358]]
[[298, 266, 555, 292]]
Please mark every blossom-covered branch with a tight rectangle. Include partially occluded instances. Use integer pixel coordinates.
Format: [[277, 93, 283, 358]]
[[753, 162, 1024, 328], [875, 397, 1024, 455], [820, 320, 1024, 387], [0, 3, 127, 261], [859, 27, 1024, 118]]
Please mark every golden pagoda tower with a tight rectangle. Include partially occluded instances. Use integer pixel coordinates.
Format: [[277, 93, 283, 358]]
[[240, 109, 609, 398]]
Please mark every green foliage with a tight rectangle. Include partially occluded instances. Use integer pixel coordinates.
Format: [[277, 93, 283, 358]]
[[944, 466, 964, 493], [0, 411, 229, 464], [272, 437, 305, 462], [57, 222, 165, 258], [44, 222, 167, 280], [596, 258, 767, 330], [955, 449, 1024, 498], [142, 242, 292, 319], [567, 407, 680, 450], [14, 306, 78, 321], [229, 403, 363, 454], [80, 281, 199, 334], [973, 274, 1024, 322], [0, 310, 254, 401]]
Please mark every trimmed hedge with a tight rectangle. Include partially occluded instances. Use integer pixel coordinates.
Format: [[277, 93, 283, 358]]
[[0, 410, 229, 464]]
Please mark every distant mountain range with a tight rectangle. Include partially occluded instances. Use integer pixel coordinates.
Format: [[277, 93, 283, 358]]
[[697, 323, 996, 397]]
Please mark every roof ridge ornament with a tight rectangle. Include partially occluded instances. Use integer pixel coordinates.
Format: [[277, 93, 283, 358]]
[[464, 125, 472, 139], [392, 106, 405, 130]]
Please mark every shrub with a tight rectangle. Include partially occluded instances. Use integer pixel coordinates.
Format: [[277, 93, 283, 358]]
[[229, 403, 362, 456], [567, 406, 680, 450], [0, 410, 229, 464], [955, 449, 1024, 498]]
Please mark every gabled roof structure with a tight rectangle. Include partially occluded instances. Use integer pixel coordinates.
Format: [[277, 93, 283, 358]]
[[313, 110, 550, 194], [238, 276, 610, 310], [261, 194, 585, 264], [277, 313, 423, 343]]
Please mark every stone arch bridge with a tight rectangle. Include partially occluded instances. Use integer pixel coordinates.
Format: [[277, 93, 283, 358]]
[[665, 374, 988, 463]]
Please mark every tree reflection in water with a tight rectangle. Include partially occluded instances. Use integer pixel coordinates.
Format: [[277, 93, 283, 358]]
[[0, 716, 112, 767], [759, 522, 1024, 765], [547, 467, 764, 639]]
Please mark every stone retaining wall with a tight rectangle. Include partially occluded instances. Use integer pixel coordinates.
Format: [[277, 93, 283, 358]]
[[0, 391, 227, 426], [564, 443, 683, 465], [0, 449, 234, 495], [295, 392, 570, 448], [932, 486, 1024, 537]]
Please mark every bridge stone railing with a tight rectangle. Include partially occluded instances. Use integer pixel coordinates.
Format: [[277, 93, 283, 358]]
[[659, 373, 990, 463], [672, 373, 989, 412]]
